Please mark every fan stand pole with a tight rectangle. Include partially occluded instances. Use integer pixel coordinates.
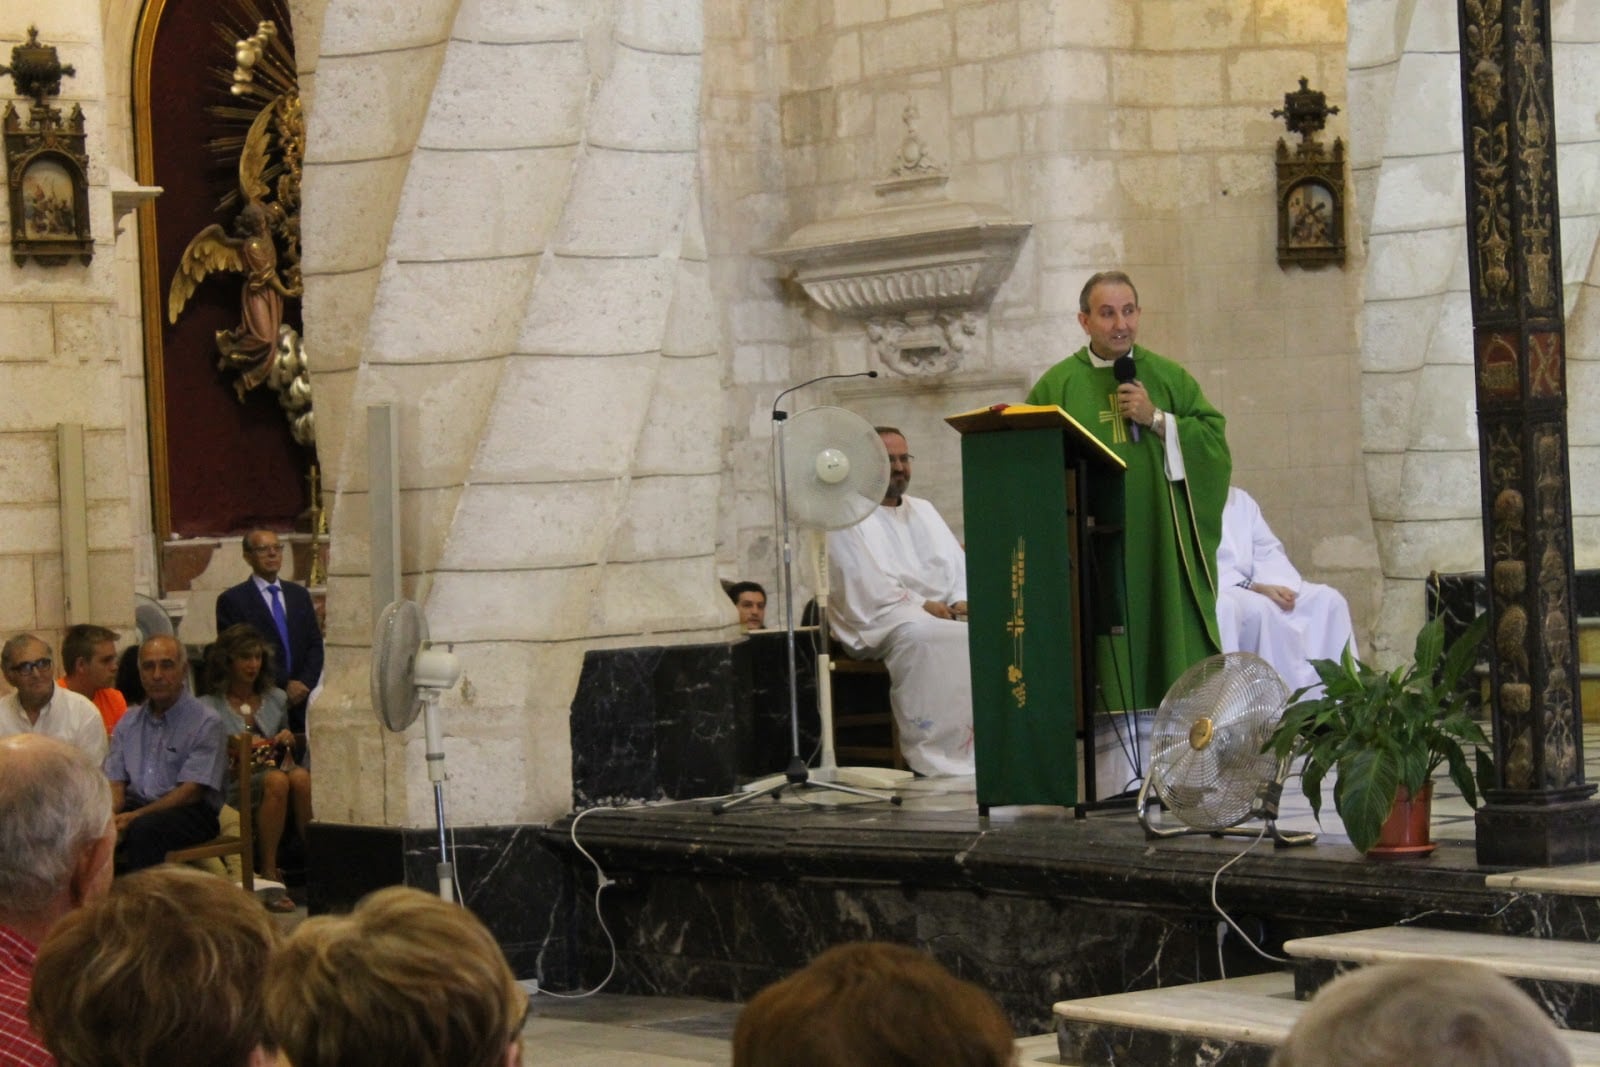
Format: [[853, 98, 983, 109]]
[[714, 409, 900, 814], [423, 697, 457, 902]]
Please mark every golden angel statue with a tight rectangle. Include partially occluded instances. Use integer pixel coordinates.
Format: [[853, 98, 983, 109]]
[[169, 199, 300, 398], [166, 18, 313, 445]]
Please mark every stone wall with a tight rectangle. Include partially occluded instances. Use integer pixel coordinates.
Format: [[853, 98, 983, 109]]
[[298, 0, 731, 829], [0, 8, 141, 641]]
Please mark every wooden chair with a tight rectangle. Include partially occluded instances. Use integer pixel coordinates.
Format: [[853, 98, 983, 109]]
[[829, 655, 906, 769], [166, 733, 254, 891], [802, 599, 906, 770]]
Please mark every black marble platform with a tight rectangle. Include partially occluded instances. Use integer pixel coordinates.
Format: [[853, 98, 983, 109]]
[[569, 633, 821, 807], [534, 794, 1587, 1035]]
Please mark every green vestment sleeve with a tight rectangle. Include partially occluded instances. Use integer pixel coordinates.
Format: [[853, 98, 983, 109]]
[[1026, 345, 1231, 709]]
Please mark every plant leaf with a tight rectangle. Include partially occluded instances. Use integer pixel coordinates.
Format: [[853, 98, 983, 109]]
[[1413, 615, 1445, 676], [1337, 746, 1401, 854]]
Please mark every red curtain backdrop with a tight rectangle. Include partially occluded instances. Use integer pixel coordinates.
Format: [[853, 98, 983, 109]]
[[145, 0, 309, 536]]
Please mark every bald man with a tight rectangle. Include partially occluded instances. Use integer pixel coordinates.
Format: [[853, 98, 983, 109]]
[[103, 636, 228, 873], [0, 735, 116, 1066]]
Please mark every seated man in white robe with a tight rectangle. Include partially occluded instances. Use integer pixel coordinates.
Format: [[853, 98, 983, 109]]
[[1215, 486, 1358, 694], [827, 427, 974, 776]]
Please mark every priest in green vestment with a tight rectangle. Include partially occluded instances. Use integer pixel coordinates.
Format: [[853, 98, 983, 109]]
[[1025, 270, 1231, 713]]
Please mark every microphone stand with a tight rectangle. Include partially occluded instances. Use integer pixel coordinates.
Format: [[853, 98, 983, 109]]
[[713, 372, 901, 813]]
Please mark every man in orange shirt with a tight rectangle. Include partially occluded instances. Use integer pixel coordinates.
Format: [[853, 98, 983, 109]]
[[56, 625, 125, 736]]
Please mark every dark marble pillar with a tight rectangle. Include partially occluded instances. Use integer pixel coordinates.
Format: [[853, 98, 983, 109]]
[[1457, 0, 1600, 864]]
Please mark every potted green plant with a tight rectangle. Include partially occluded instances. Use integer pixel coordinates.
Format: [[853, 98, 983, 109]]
[[1263, 612, 1494, 855]]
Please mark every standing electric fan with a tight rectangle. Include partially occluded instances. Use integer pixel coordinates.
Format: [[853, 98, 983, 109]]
[[714, 398, 904, 812], [371, 599, 467, 898]]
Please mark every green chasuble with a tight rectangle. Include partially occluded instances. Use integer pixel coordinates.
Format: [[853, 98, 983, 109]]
[[1025, 344, 1231, 711]]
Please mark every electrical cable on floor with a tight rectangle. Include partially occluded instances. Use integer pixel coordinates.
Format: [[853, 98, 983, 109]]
[[532, 789, 756, 1000], [1210, 824, 1288, 979], [1394, 893, 1521, 927], [535, 806, 619, 999]]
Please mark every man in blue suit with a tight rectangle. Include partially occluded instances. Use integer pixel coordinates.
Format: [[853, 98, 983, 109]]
[[215, 528, 324, 734]]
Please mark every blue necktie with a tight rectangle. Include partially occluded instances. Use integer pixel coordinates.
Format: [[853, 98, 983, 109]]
[[267, 584, 293, 675]]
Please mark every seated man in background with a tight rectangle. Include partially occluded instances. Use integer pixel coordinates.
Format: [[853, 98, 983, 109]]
[[266, 886, 525, 1067], [0, 735, 116, 1067], [1215, 487, 1357, 694], [56, 624, 126, 737], [28, 866, 279, 1067], [0, 634, 107, 763], [1272, 958, 1569, 1067], [827, 427, 973, 776], [103, 635, 228, 873], [732, 941, 1015, 1067], [727, 581, 768, 630]]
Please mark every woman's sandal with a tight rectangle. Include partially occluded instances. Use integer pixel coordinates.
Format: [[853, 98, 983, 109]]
[[264, 893, 297, 913]]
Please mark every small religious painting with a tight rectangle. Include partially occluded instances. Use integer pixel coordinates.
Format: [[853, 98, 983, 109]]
[[19, 158, 75, 238], [1276, 168, 1345, 267], [1285, 181, 1334, 249]]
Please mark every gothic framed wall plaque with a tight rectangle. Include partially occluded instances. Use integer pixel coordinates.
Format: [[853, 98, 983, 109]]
[[2, 28, 92, 266], [4, 103, 92, 265], [1271, 77, 1346, 269]]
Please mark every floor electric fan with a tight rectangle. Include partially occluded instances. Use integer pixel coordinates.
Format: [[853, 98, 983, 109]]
[[714, 400, 904, 812], [1136, 652, 1314, 846], [371, 599, 467, 898]]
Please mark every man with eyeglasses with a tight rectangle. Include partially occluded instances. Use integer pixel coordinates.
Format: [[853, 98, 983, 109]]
[[827, 427, 974, 776], [215, 528, 325, 736], [0, 633, 107, 762], [104, 635, 228, 872]]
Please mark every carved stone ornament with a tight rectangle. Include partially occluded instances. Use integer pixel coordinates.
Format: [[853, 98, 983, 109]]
[[866, 310, 979, 377], [1, 28, 91, 266], [761, 199, 1030, 378]]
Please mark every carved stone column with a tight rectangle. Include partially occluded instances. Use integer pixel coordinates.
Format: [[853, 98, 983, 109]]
[[1459, 0, 1600, 865]]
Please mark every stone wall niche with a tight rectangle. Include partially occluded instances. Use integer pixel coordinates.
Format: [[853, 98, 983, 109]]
[[761, 197, 1030, 379]]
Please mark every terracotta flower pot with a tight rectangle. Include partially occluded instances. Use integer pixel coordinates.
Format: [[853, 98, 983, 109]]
[[1365, 781, 1435, 858]]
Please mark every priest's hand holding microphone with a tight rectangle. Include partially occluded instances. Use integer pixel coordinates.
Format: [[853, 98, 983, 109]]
[[1113, 354, 1167, 440]]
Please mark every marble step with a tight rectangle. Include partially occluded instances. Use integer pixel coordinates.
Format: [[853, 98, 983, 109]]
[[1054, 968, 1600, 1067], [1285, 926, 1600, 1031], [1015, 1033, 1068, 1065], [1487, 862, 1600, 898], [1056, 972, 1296, 1067]]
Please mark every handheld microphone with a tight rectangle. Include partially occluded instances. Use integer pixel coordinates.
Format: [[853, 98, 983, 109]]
[[1112, 355, 1139, 442]]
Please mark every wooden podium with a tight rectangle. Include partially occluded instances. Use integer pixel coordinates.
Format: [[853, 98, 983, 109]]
[[946, 404, 1126, 810]]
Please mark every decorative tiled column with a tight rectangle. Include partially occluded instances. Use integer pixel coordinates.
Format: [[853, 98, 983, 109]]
[[1460, 0, 1600, 865]]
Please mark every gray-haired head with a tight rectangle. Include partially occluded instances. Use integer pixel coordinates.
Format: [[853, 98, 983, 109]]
[[1, 632, 49, 670], [1271, 958, 1571, 1067], [0, 734, 112, 919]]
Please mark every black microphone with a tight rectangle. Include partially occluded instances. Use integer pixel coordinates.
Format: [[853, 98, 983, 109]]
[[1112, 355, 1139, 442], [772, 370, 879, 420]]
